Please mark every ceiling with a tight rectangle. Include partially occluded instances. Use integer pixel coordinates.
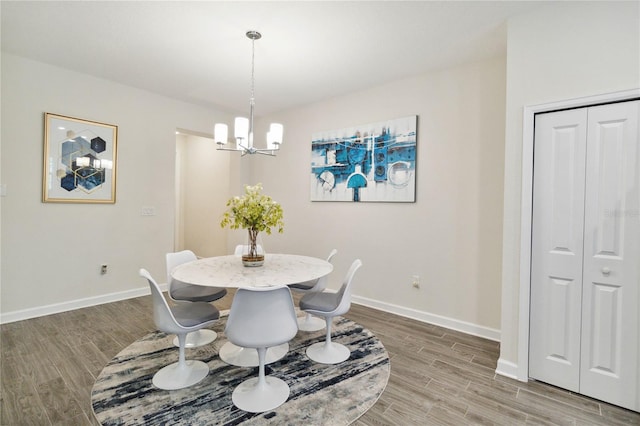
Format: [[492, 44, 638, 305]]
[[1, 1, 543, 116]]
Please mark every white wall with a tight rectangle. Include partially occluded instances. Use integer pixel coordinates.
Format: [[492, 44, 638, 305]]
[[0, 53, 234, 321], [498, 1, 640, 377], [251, 56, 507, 337]]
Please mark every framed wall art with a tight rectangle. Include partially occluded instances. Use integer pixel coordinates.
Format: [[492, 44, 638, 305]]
[[42, 113, 118, 203], [310, 115, 417, 202]]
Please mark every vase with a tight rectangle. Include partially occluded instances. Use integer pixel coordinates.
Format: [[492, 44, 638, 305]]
[[242, 229, 264, 267]]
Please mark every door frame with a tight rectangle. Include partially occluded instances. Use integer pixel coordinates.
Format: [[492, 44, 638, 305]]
[[516, 88, 640, 381]]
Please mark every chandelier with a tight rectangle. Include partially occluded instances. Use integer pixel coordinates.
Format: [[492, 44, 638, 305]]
[[214, 30, 283, 156]]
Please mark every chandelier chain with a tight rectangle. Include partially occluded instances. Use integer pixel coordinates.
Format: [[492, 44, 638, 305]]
[[250, 35, 256, 106]]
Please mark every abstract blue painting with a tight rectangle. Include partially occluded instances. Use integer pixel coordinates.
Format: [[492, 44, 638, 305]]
[[310, 116, 417, 202]]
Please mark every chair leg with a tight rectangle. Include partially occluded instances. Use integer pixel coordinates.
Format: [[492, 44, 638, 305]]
[[324, 317, 333, 345], [305, 317, 351, 364], [177, 333, 187, 369], [231, 346, 291, 413], [256, 347, 267, 390], [152, 333, 209, 390]]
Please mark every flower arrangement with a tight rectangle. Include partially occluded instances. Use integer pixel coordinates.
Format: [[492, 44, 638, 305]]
[[220, 183, 284, 264]]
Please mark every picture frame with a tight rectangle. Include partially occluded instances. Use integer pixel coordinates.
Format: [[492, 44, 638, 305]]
[[42, 113, 118, 203], [310, 115, 417, 202]]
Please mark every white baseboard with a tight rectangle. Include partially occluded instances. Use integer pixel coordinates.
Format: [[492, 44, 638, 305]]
[[3, 287, 502, 347], [0, 283, 168, 324], [351, 295, 519, 380], [351, 295, 501, 342], [495, 358, 523, 381]]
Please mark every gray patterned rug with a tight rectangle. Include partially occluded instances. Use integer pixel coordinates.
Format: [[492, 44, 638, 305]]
[[91, 313, 390, 425]]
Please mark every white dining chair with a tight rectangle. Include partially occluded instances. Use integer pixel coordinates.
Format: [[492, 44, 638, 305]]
[[289, 249, 337, 331], [218, 244, 288, 367], [139, 268, 220, 390], [300, 259, 362, 364], [225, 285, 298, 413], [166, 250, 227, 348]]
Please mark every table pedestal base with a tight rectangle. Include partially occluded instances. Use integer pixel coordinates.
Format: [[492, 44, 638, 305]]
[[297, 314, 325, 332], [173, 329, 217, 348], [219, 342, 289, 367]]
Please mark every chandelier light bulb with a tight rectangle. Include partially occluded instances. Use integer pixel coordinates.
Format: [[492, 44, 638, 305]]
[[214, 123, 228, 145], [234, 117, 249, 141]]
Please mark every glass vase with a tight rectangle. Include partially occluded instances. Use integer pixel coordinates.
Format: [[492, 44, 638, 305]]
[[242, 229, 264, 267]]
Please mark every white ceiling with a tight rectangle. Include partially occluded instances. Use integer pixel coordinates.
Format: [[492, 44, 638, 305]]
[[1, 1, 543, 116]]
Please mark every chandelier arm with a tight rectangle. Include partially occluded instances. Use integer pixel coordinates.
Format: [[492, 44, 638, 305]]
[[215, 146, 276, 157], [217, 146, 244, 152]]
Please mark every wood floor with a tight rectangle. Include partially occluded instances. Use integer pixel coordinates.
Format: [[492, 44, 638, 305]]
[[1, 291, 638, 425]]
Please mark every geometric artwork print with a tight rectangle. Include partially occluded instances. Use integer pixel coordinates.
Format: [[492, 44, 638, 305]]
[[59, 134, 109, 193], [43, 113, 117, 203]]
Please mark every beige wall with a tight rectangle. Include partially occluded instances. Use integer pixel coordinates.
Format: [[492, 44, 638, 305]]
[[0, 54, 233, 320], [5, 2, 633, 351], [251, 56, 507, 336], [498, 1, 640, 377]]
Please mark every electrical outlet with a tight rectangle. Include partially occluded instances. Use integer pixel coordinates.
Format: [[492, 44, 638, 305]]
[[141, 206, 156, 216], [411, 274, 420, 289], [101, 264, 108, 275]]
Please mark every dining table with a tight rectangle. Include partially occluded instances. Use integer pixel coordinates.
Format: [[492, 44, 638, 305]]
[[171, 253, 334, 366]]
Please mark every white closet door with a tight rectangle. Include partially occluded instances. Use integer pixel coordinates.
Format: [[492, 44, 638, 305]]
[[580, 100, 639, 411], [530, 108, 588, 392]]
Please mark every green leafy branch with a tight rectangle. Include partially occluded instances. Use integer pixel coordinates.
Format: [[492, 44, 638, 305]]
[[220, 183, 284, 235]]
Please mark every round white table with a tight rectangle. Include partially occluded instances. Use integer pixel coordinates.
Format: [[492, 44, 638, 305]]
[[171, 253, 333, 289], [171, 253, 333, 367]]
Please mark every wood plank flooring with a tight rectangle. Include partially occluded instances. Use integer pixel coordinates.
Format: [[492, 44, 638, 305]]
[[1, 291, 638, 425]]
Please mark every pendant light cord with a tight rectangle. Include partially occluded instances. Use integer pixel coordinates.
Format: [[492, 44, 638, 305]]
[[248, 34, 256, 147]]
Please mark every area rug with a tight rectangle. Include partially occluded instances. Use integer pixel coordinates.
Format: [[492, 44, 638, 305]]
[[91, 313, 390, 425]]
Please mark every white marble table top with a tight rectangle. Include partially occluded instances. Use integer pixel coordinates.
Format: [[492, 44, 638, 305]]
[[171, 253, 333, 289]]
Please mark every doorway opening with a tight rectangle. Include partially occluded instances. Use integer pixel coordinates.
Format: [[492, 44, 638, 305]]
[[174, 130, 230, 257]]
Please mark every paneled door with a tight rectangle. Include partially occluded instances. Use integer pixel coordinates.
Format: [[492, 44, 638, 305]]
[[530, 108, 587, 392], [530, 100, 639, 411]]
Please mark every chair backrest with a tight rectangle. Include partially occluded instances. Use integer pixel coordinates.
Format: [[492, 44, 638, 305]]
[[333, 259, 363, 316], [308, 248, 338, 292], [139, 268, 183, 335], [326, 248, 338, 263], [234, 244, 264, 255], [225, 286, 298, 349], [166, 250, 198, 289]]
